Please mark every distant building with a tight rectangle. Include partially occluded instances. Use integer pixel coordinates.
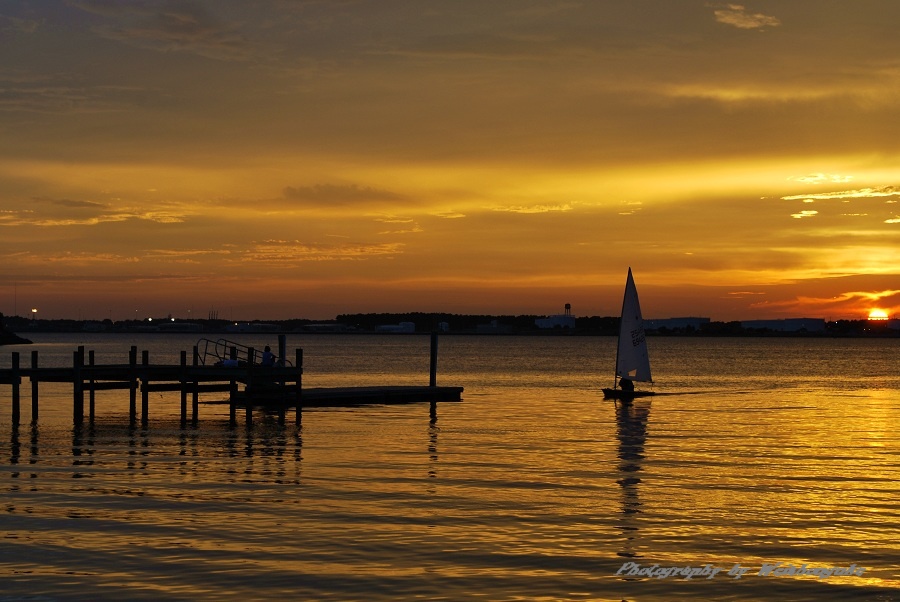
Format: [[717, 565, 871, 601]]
[[301, 323, 352, 333], [376, 321, 415, 333], [741, 318, 826, 332], [644, 317, 710, 331], [536, 303, 576, 329], [157, 321, 202, 333], [477, 320, 513, 334], [225, 322, 279, 333]]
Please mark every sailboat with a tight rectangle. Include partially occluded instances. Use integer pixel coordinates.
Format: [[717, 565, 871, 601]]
[[602, 268, 654, 401]]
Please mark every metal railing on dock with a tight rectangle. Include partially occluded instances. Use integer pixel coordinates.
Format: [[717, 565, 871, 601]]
[[196, 337, 294, 367]]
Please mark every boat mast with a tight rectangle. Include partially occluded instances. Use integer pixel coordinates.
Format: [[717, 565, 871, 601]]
[[612, 268, 631, 389]]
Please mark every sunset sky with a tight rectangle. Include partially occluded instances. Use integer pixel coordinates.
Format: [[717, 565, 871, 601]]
[[2, 1, 899, 321]]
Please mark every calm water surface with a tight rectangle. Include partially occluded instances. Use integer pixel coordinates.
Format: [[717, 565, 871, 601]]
[[0, 334, 898, 601]]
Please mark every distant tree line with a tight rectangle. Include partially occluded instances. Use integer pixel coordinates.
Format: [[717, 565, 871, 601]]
[[335, 312, 547, 332], [0, 313, 32, 345], [334, 312, 624, 334]]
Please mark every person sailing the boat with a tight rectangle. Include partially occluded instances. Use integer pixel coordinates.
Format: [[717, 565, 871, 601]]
[[619, 377, 634, 393]]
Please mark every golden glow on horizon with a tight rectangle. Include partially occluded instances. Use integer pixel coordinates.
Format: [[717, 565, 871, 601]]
[[868, 309, 889, 320]]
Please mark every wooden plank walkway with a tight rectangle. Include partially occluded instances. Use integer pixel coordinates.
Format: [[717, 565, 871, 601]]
[[232, 385, 464, 407]]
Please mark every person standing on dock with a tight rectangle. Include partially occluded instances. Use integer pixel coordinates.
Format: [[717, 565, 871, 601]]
[[261, 346, 276, 367]]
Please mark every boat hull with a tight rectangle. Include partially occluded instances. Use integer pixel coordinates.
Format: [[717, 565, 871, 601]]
[[602, 388, 655, 401]]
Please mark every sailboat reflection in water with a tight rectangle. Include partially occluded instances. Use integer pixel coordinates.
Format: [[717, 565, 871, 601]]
[[615, 399, 651, 559]]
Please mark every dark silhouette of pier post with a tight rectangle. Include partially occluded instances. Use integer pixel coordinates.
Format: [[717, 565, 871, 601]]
[[73, 346, 84, 425], [180, 350, 188, 424], [11, 352, 19, 425], [430, 332, 438, 387], [129, 346, 138, 424], [192, 346, 199, 424], [229, 345, 238, 427], [295, 347, 303, 425], [141, 350, 150, 427], [30, 350, 38, 423], [88, 350, 96, 422]]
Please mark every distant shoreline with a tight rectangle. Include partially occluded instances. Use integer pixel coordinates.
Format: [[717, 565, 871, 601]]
[[3, 311, 897, 339], [0, 331, 33, 346], [3, 324, 897, 339]]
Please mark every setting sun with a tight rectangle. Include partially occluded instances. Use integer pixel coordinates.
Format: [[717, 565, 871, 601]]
[[868, 309, 889, 320]]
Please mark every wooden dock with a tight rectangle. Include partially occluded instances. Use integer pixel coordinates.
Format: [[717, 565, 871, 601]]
[[0, 334, 462, 427]]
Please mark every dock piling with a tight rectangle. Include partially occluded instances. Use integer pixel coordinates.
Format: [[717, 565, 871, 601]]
[[73, 346, 84, 425], [228, 346, 237, 427], [430, 332, 438, 387], [229, 380, 237, 427], [180, 350, 188, 424], [89, 350, 96, 422], [30, 350, 38, 423], [141, 350, 149, 426], [192, 346, 199, 424], [11, 352, 20, 425], [129, 346, 137, 424], [296, 348, 303, 425]]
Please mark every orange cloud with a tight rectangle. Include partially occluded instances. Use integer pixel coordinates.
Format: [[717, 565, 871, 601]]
[[711, 4, 781, 30]]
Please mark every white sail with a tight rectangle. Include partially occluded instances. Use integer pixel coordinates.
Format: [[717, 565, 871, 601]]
[[615, 268, 652, 383]]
